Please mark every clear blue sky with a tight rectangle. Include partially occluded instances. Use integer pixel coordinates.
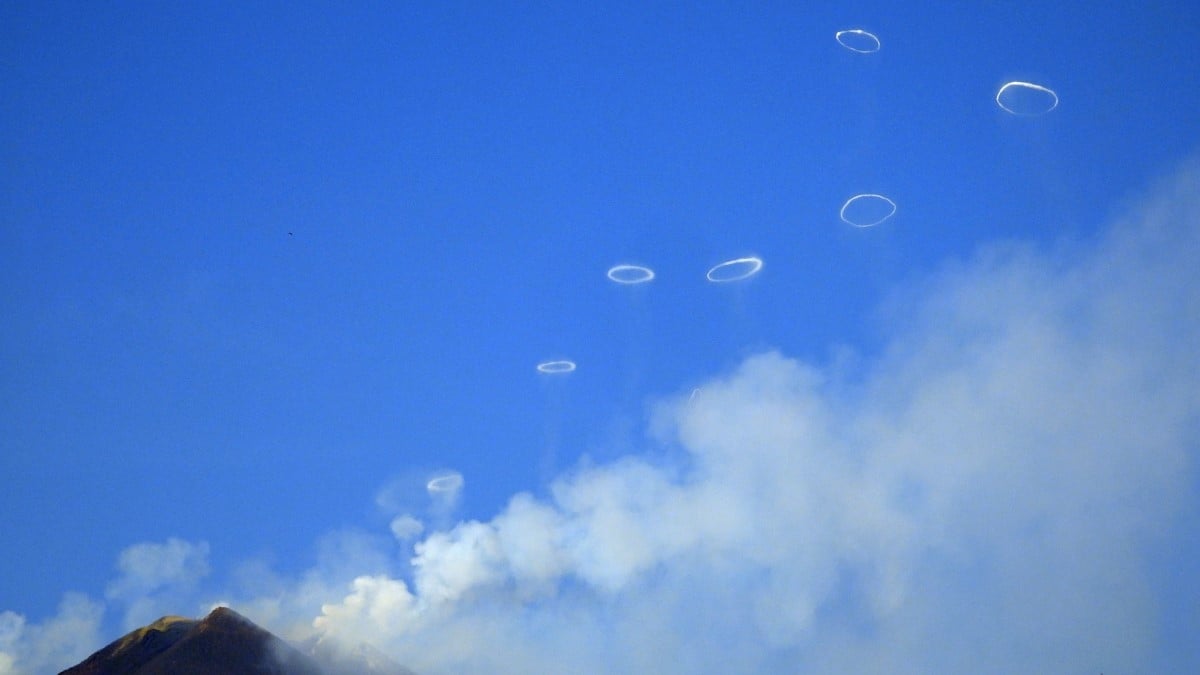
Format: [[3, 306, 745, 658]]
[[3, 2, 1199, 673]]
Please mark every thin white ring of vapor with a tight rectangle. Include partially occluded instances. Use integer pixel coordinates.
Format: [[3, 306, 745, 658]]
[[835, 29, 881, 54], [706, 256, 764, 283], [426, 473, 463, 493], [995, 81, 1060, 116], [839, 193, 897, 228], [536, 360, 577, 374], [606, 264, 656, 284]]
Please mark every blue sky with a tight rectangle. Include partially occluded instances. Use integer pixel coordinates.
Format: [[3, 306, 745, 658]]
[[2, 2, 1199, 673]]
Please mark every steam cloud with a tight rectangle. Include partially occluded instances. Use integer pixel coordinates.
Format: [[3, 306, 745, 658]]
[[105, 538, 211, 631], [0, 595, 102, 675], [311, 160, 1200, 673], [2, 160, 1198, 673]]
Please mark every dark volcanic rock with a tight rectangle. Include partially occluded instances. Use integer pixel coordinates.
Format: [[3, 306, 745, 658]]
[[59, 606, 408, 675], [58, 615, 200, 675]]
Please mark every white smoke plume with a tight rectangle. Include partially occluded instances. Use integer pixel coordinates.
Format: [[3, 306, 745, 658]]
[[0, 594, 103, 675], [310, 160, 1200, 673], [3, 160, 1197, 674], [105, 538, 211, 631], [0, 538, 210, 674]]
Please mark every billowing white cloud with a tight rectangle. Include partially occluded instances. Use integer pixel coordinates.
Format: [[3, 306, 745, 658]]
[[0, 594, 103, 675], [311, 159, 1200, 673], [5, 160, 1198, 674], [105, 538, 211, 630], [0, 537, 212, 673], [0, 611, 22, 675], [105, 538, 211, 601]]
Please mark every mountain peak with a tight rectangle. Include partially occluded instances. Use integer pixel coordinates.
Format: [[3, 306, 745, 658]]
[[198, 606, 257, 631], [59, 607, 412, 675]]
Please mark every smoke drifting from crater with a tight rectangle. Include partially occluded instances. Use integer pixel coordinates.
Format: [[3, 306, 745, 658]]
[[310, 162, 1200, 673], [5, 162, 1198, 675]]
